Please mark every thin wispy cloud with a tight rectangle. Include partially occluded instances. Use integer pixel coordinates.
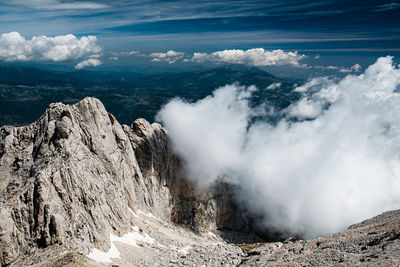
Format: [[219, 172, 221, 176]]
[[374, 2, 400, 12], [108, 50, 143, 61], [8, 0, 109, 10], [0, 0, 398, 54], [102, 32, 356, 44]]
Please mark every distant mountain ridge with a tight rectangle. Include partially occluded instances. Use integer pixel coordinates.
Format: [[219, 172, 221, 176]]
[[0, 64, 282, 86], [0, 64, 299, 126], [0, 65, 70, 85]]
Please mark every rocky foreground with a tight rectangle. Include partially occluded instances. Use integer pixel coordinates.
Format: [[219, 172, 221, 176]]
[[241, 210, 400, 266], [0, 97, 399, 266]]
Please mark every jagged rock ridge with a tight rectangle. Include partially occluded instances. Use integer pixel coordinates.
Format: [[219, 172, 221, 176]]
[[0, 97, 247, 266]]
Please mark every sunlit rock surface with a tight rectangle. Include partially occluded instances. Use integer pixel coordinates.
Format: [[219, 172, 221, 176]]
[[0, 97, 248, 266], [241, 210, 400, 266]]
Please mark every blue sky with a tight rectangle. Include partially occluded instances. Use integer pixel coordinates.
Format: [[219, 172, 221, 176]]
[[0, 0, 399, 74]]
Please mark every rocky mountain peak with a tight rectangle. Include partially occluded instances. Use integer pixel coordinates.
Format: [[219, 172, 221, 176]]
[[0, 97, 248, 266]]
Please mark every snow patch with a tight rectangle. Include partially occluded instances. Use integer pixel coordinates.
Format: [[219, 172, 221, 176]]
[[207, 232, 216, 238], [86, 243, 119, 263], [137, 210, 156, 218], [87, 227, 155, 263], [110, 230, 155, 247], [128, 208, 137, 217], [178, 246, 192, 255]]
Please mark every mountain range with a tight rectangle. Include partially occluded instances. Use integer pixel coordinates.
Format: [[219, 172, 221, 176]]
[[0, 64, 299, 126]]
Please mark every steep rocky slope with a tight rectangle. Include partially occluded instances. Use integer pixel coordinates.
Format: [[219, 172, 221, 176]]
[[0, 97, 247, 266], [9, 208, 248, 267]]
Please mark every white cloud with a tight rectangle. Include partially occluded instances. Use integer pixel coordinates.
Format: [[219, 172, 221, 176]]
[[75, 58, 102, 69], [88, 53, 101, 59], [315, 63, 362, 73], [351, 63, 361, 72], [338, 64, 361, 73], [157, 56, 400, 238], [111, 50, 140, 57], [351, 63, 361, 71], [191, 48, 307, 67], [291, 77, 339, 119], [107, 50, 143, 61], [127, 50, 139, 56], [326, 65, 340, 70], [0, 32, 102, 64], [266, 82, 281, 90], [149, 50, 185, 64], [10, 0, 108, 10], [293, 77, 334, 92]]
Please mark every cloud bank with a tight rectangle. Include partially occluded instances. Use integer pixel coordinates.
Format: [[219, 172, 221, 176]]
[[266, 82, 281, 90], [119, 48, 304, 67], [191, 48, 307, 67], [75, 58, 102, 69], [0, 32, 102, 68], [157, 56, 400, 238], [315, 63, 362, 73], [149, 50, 185, 64]]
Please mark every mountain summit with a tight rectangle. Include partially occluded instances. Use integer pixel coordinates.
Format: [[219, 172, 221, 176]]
[[0, 97, 250, 265]]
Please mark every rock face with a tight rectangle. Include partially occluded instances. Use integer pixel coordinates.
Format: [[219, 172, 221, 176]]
[[241, 210, 400, 266], [0, 97, 247, 266]]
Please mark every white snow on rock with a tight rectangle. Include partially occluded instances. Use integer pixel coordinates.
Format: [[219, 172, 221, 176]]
[[87, 227, 155, 263], [207, 232, 217, 238], [137, 209, 156, 218], [178, 246, 192, 255]]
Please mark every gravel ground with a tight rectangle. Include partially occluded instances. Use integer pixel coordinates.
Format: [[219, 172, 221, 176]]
[[86, 210, 247, 267]]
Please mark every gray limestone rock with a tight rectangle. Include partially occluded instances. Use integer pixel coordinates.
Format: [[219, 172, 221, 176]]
[[0, 97, 246, 266], [240, 210, 400, 266]]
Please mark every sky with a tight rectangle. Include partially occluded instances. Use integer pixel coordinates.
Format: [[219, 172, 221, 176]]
[[0, 0, 399, 75]]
